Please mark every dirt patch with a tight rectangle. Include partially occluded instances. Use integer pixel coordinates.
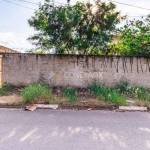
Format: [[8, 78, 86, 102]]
[[0, 95, 18, 104]]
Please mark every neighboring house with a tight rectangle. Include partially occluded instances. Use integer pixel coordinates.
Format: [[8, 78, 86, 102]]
[[0, 45, 19, 53], [113, 35, 121, 44], [113, 35, 118, 43]]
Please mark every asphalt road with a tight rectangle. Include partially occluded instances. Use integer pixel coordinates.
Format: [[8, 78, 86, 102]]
[[0, 109, 150, 150]]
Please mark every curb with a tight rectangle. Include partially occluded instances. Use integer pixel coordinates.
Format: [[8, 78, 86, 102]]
[[0, 104, 149, 112], [0, 104, 25, 109], [119, 106, 147, 111], [0, 104, 118, 111], [35, 104, 58, 109]]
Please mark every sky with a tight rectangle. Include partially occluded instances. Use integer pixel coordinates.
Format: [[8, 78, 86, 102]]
[[0, 0, 150, 52]]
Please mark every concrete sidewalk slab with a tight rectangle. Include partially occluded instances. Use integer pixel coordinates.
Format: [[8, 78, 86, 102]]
[[119, 106, 147, 111]]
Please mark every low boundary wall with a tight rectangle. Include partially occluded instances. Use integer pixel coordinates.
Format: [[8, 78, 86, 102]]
[[1, 53, 150, 87]]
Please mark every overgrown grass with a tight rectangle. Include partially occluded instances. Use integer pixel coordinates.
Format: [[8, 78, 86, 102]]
[[0, 84, 13, 95], [21, 83, 54, 104], [114, 80, 129, 94], [63, 87, 77, 102], [90, 81, 150, 105], [127, 86, 150, 101], [114, 81, 150, 101], [90, 83, 127, 105], [18, 81, 150, 106]]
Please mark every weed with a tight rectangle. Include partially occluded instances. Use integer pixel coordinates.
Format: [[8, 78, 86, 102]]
[[0, 84, 13, 95], [90, 83, 106, 97], [63, 88, 77, 102], [129, 85, 150, 101], [135, 99, 150, 107], [90, 83, 127, 105], [114, 80, 129, 94], [21, 83, 54, 104], [105, 91, 126, 105], [114, 81, 150, 102]]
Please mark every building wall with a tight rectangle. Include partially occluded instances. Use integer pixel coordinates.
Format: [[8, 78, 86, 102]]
[[2, 53, 150, 87]]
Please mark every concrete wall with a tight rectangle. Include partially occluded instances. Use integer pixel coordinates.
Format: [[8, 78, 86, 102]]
[[2, 53, 150, 87]]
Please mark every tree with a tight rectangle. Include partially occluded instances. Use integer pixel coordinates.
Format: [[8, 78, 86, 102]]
[[110, 15, 150, 56], [28, 0, 123, 54], [26, 48, 45, 54]]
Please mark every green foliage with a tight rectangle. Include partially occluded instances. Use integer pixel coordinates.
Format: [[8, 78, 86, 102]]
[[111, 14, 150, 56], [90, 83, 106, 97], [114, 80, 129, 94], [90, 83, 126, 105], [126, 86, 150, 101], [64, 88, 77, 102], [26, 48, 45, 54], [28, 0, 123, 55], [90, 81, 150, 104], [114, 81, 150, 101], [21, 83, 54, 104], [106, 91, 126, 105], [0, 84, 13, 96]]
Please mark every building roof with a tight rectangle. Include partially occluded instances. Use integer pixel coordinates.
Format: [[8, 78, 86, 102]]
[[0, 45, 20, 53]]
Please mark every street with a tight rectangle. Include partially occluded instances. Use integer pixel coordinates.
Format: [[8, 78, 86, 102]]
[[0, 109, 150, 150]]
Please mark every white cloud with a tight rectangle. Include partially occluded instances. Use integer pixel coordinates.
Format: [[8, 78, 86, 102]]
[[0, 32, 33, 52]]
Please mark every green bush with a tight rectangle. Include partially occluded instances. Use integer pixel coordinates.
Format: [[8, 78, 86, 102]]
[[90, 83, 126, 105], [114, 80, 129, 94], [114, 81, 150, 101], [129, 86, 150, 101], [0, 84, 13, 95], [106, 91, 126, 105], [21, 83, 54, 104], [64, 88, 77, 102], [90, 83, 113, 97]]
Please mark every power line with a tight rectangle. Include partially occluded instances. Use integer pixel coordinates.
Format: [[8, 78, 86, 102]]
[[54, 1, 67, 5], [121, 13, 148, 17], [12, 0, 66, 6], [3, 0, 149, 17], [4, 0, 150, 11], [3, 0, 67, 11], [122, 12, 147, 15], [127, 15, 148, 17], [3, 0, 35, 10], [13, 0, 39, 5], [107, 0, 150, 11]]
